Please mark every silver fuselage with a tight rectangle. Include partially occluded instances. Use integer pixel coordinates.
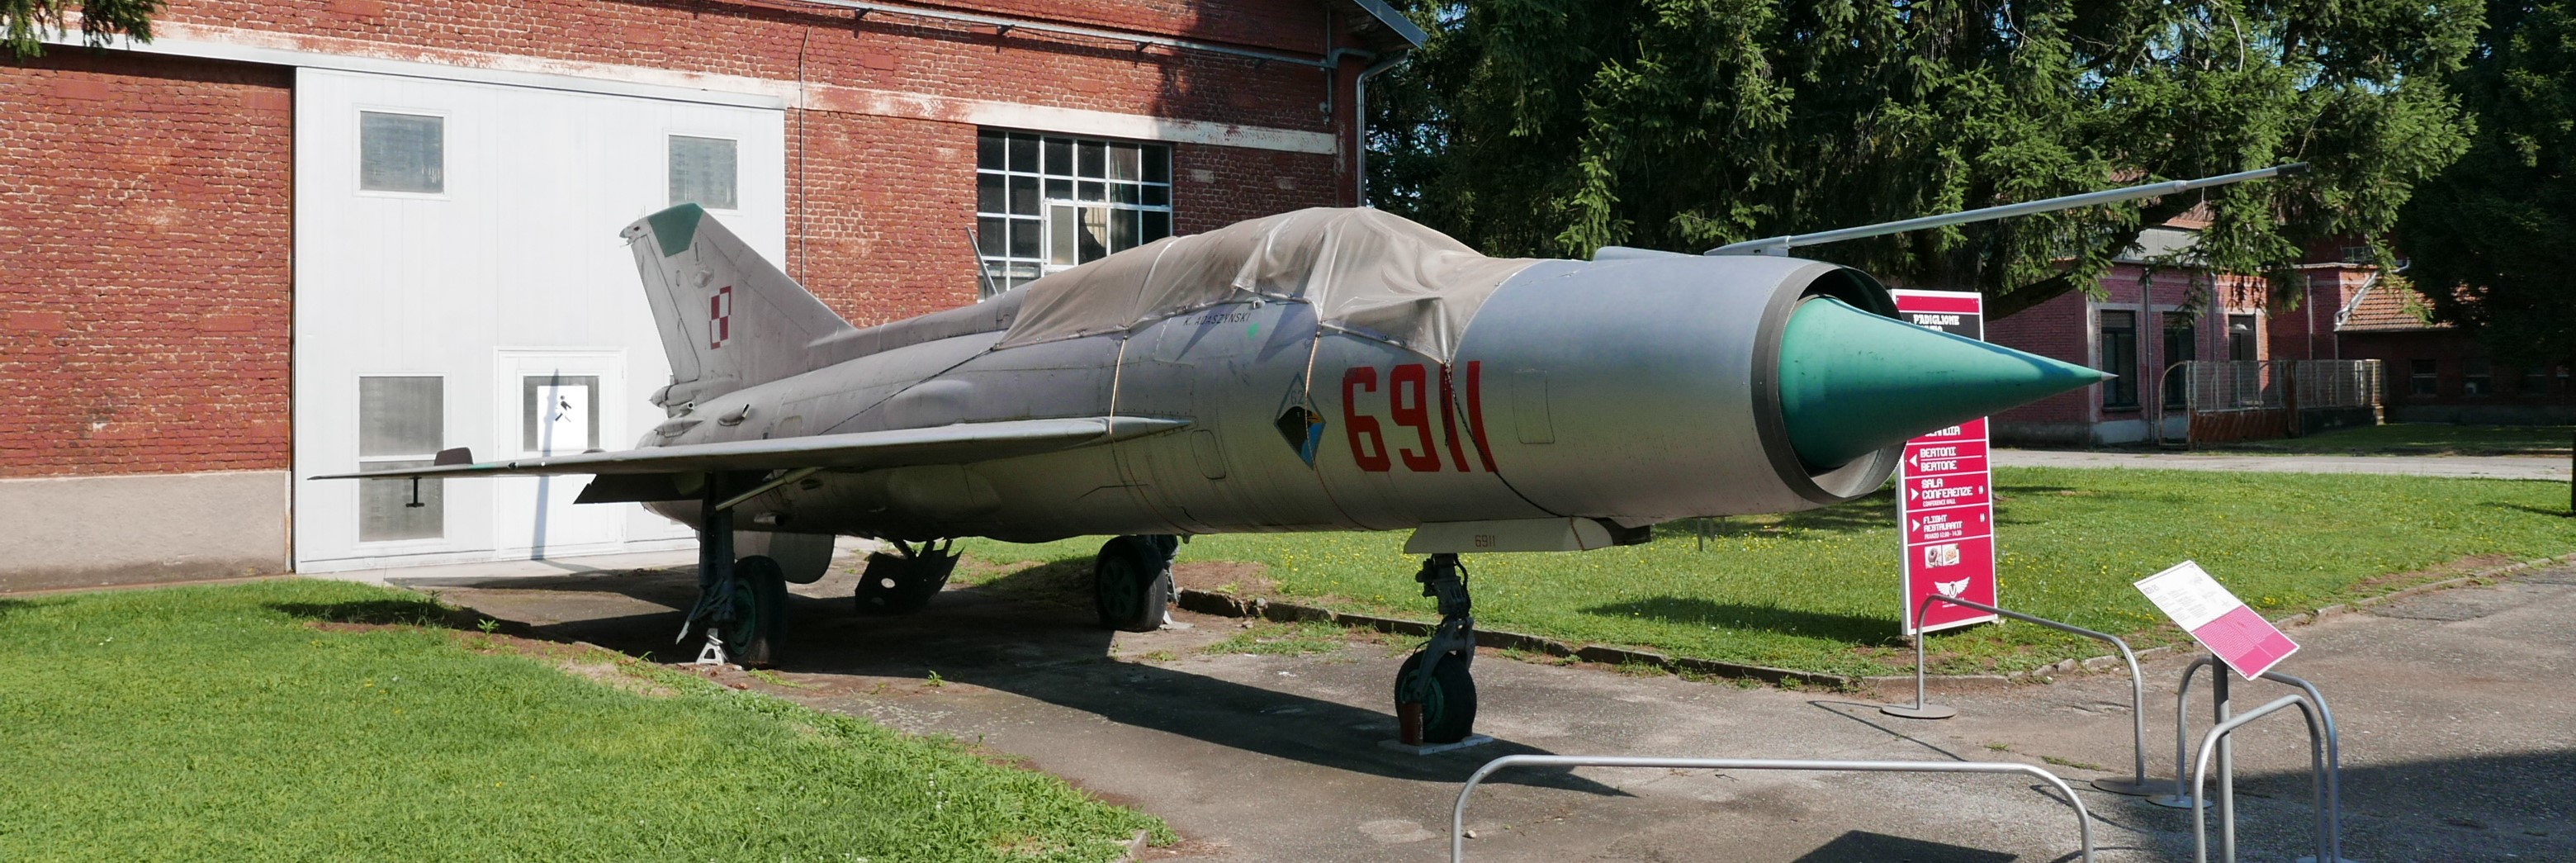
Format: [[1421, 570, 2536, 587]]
[[646, 254, 1898, 543]]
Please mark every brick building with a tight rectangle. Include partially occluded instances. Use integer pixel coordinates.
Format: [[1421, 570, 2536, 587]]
[[2277, 279, 2576, 424], [0, 0, 1422, 587], [1982, 227, 2275, 446]]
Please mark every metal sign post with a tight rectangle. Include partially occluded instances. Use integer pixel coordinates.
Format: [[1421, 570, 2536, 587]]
[[1881, 595, 2162, 796]]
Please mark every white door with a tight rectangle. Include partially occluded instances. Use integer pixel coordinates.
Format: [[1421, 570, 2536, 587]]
[[491, 350, 627, 557]]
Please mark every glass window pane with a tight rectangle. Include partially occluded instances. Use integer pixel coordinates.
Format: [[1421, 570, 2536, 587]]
[[1143, 184, 1169, 206], [1142, 210, 1171, 242], [1044, 178, 1073, 201], [1048, 206, 1077, 266], [1077, 206, 1109, 263], [1010, 217, 1039, 258], [668, 135, 738, 210], [1078, 142, 1106, 178], [359, 111, 443, 193], [977, 173, 1004, 213], [1009, 175, 1039, 216], [1110, 207, 1139, 250], [359, 460, 442, 542], [1008, 135, 1038, 173], [521, 375, 600, 453], [978, 216, 1006, 257], [1143, 145, 1170, 183], [1113, 183, 1139, 205], [1044, 137, 1073, 174], [977, 131, 1004, 169], [358, 377, 442, 458], [1110, 143, 1140, 181], [1079, 181, 1105, 202]]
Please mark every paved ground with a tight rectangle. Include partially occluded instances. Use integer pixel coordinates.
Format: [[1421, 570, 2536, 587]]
[[397, 558, 2576, 863], [1994, 448, 2573, 481]]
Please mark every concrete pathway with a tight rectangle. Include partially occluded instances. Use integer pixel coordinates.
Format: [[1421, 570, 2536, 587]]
[[401, 555, 2576, 863], [1995, 448, 2572, 481]]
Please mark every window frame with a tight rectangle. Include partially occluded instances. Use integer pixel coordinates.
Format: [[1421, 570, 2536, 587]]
[[354, 108, 450, 198], [2097, 307, 2141, 411], [666, 133, 742, 212], [354, 373, 447, 544], [974, 130, 1174, 299], [2408, 359, 2439, 397], [2462, 358, 2493, 397]]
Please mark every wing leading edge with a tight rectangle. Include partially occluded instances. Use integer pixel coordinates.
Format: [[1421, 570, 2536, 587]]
[[310, 416, 1188, 481]]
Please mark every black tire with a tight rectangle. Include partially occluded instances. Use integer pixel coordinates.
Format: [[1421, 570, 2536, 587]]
[[1093, 535, 1173, 632], [722, 556, 790, 668], [854, 552, 952, 616], [1395, 652, 1478, 744]]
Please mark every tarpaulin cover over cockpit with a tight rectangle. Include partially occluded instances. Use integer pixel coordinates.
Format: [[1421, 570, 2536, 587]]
[[993, 208, 1543, 361]]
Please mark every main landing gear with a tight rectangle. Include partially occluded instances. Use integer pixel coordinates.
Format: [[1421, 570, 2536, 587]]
[[1395, 553, 1479, 746], [855, 539, 959, 616], [1093, 534, 1177, 632], [680, 490, 788, 668]]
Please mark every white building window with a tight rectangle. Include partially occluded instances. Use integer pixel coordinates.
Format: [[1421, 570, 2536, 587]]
[[358, 376, 444, 542], [520, 374, 600, 455], [359, 111, 444, 194], [669, 135, 738, 210], [976, 130, 1173, 297]]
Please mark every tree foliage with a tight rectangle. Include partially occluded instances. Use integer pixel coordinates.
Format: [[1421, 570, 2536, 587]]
[[4, 0, 163, 61], [2398, 0, 2576, 366], [1369, 0, 2483, 317]]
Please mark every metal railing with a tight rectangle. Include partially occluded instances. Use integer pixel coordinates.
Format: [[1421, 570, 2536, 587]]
[[1451, 755, 2094, 863], [2154, 359, 2384, 448], [2162, 658, 2351, 863], [2186, 694, 2338, 863], [1881, 595, 2161, 796]]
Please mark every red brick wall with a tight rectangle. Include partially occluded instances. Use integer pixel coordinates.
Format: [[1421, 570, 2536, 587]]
[[0, 53, 294, 477], [163, 0, 1342, 133], [1987, 264, 2270, 427]]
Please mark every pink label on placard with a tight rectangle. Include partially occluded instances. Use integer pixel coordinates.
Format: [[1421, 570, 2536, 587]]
[[2192, 605, 2302, 679]]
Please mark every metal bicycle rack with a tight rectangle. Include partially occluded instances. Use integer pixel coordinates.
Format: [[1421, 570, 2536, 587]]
[[2184, 692, 2352, 863], [1449, 755, 2095, 863], [2162, 657, 2353, 863], [1881, 595, 2164, 796]]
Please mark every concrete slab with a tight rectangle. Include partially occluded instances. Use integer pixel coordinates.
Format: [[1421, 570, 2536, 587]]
[[1992, 449, 2571, 481], [411, 562, 2576, 863]]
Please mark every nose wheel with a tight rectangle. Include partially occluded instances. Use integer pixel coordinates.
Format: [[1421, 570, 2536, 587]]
[[1094, 534, 1177, 632], [1395, 553, 1479, 746]]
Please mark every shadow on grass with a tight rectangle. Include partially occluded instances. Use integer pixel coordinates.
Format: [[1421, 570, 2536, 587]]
[[1663, 491, 1900, 541], [0, 598, 41, 621], [268, 598, 462, 628], [2484, 502, 2576, 519], [965, 557, 1094, 607], [1580, 598, 1905, 647]]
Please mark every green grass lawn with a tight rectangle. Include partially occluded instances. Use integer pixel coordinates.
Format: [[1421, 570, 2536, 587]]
[[957, 467, 2576, 678], [0, 579, 1166, 862], [2222, 422, 2574, 455]]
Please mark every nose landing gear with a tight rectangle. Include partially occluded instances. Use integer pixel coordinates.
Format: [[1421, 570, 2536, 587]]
[[1395, 552, 1479, 746]]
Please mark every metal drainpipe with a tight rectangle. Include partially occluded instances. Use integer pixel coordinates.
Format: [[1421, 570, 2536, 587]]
[[1353, 50, 1411, 207]]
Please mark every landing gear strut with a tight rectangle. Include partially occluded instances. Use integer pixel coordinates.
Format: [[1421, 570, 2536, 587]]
[[855, 539, 959, 615], [1093, 534, 1177, 632], [680, 483, 788, 668], [1395, 553, 1478, 746]]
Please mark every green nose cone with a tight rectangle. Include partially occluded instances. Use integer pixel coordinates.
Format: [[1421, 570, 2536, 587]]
[[1779, 297, 2111, 470]]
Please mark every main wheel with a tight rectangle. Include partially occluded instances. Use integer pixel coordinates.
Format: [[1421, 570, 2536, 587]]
[[1395, 652, 1478, 744], [1093, 535, 1172, 633], [721, 555, 790, 668]]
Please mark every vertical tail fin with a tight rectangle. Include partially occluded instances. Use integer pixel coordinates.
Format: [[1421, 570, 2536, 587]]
[[621, 205, 855, 408]]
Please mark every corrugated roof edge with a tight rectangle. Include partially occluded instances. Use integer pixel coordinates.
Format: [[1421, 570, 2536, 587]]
[[1338, 0, 1428, 49]]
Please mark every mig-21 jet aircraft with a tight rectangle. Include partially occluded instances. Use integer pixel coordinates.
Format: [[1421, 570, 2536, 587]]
[[325, 165, 2299, 744]]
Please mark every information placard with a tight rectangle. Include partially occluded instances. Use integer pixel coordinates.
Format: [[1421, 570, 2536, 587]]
[[2134, 560, 2300, 680], [1893, 290, 1998, 635]]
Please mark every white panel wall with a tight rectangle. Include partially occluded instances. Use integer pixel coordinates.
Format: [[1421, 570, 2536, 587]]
[[295, 69, 786, 571]]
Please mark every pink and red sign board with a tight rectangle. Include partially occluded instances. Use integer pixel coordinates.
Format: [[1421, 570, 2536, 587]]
[[2134, 561, 2301, 680], [1893, 290, 1999, 635]]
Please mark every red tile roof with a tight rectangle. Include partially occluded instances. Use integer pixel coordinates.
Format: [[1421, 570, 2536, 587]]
[[2339, 286, 2449, 332]]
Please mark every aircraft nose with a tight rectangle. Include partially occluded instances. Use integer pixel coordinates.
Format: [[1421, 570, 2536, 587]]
[[1776, 296, 2111, 470]]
